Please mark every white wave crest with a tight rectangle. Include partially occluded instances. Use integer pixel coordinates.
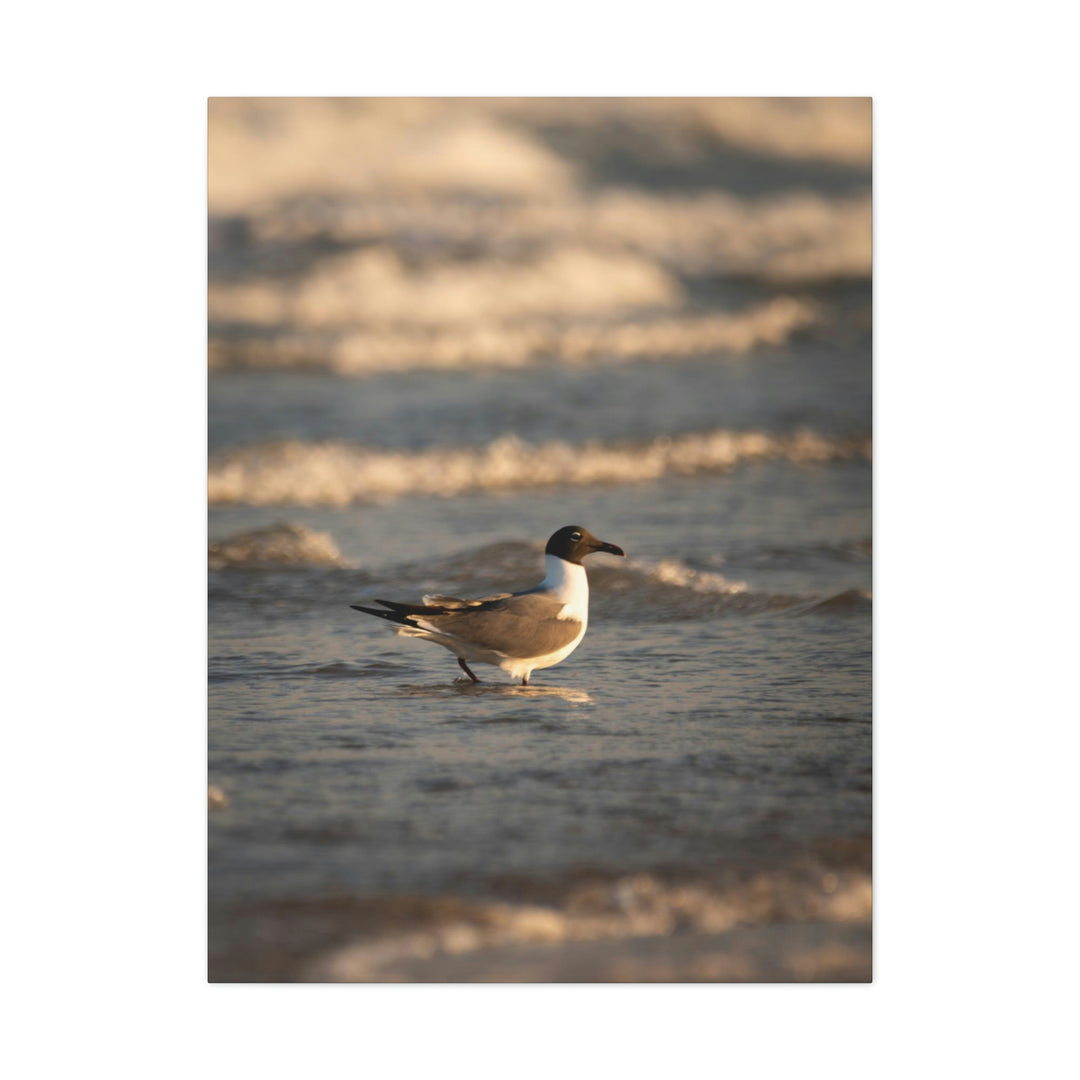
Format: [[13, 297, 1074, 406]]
[[209, 101, 577, 212], [238, 190, 870, 284], [208, 429, 871, 506], [305, 869, 872, 982], [209, 297, 819, 375], [208, 245, 681, 330], [627, 558, 749, 595], [209, 99, 869, 218]]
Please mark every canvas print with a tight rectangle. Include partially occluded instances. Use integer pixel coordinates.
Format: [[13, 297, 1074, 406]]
[[208, 98, 872, 982]]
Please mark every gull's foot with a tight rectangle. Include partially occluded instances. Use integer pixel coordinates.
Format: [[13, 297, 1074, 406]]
[[458, 658, 480, 683]]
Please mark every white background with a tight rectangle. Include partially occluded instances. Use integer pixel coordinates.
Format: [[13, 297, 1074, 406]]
[[4, 1, 1076, 1076]]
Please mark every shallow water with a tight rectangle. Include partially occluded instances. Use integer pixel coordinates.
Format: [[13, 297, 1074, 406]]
[[209, 464, 871, 979], [208, 98, 871, 981]]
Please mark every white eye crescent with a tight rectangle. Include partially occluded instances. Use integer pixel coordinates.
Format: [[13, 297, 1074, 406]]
[[571, 531, 582, 541]]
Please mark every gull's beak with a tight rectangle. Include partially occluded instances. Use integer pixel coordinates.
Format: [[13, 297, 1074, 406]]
[[593, 540, 625, 557]]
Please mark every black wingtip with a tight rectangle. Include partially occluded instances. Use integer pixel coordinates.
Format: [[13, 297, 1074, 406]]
[[351, 604, 388, 617]]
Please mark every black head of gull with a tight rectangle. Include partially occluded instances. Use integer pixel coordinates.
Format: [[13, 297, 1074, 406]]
[[545, 525, 625, 565]]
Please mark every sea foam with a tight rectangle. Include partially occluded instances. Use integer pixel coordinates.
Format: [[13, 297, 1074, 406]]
[[209, 297, 819, 375], [304, 867, 872, 982], [208, 429, 871, 506]]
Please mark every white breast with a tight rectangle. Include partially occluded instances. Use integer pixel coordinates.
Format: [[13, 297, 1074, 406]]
[[538, 554, 590, 625]]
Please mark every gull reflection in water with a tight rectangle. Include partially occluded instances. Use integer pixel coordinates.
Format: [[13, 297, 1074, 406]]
[[397, 682, 594, 705]]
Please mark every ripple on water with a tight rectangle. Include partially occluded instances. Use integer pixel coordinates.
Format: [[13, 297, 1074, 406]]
[[299, 660, 415, 678]]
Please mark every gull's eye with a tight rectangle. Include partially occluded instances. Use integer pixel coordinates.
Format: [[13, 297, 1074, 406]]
[[570, 531, 582, 542]]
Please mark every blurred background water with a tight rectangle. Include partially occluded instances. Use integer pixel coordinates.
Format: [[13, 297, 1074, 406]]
[[208, 98, 871, 982]]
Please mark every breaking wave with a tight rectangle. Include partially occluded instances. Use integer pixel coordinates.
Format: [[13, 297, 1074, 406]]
[[208, 245, 682, 330], [208, 297, 819, 375], [209, 98, 869, 214], [207, 522, 348, 569], [209, 99, 869, 216], [304, 866, 872, 982], [208, 429, 871, 506], [485, 97, 872, 168], [590, 557, 866, 620], [624, 557, 747, 595], [209, 101, 580, 212], [234, 190, 871, 283]]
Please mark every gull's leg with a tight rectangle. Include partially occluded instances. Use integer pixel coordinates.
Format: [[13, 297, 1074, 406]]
[[458, 658, 480, 683], [521, 674, 529, 686]]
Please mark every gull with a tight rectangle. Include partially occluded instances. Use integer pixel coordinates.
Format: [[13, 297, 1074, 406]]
[[352, 525, 625, 685]]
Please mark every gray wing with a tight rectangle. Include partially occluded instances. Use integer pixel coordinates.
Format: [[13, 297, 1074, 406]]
[[421, 593, 512, 608], [421, 592, 581, 658]]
